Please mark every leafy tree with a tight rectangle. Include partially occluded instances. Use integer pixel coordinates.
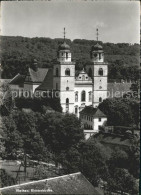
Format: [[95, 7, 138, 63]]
[[98, 98, 139, 128], [0, 169, 17, 187]]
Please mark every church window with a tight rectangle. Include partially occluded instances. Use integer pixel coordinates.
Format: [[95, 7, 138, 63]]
[[56, 68, 59, 77], [88, 68, 92, 77], [99, 53, 101, 60], [66, 98, 69, 113], [66, 52, 68, 59], [81, 91, 86, 102], [99, 97, 102, 103], [66, 98, 69, 104], [98, 68, 103, 76], [75, 92, 78, 102], [65, 68, 70, 76], [75, 107, 78, 114], [66, 87, 69, 91], [89, 91, 92, 102]]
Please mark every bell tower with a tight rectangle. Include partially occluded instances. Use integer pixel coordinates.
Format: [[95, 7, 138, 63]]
[[86, 29, 108, 107], [53, 28, 75, 113]]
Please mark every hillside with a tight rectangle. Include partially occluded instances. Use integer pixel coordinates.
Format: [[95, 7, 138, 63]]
[[0, 36, 140, 80]]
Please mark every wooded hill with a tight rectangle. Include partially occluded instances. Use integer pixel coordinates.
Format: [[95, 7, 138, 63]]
[[1, 36, 140, 81]]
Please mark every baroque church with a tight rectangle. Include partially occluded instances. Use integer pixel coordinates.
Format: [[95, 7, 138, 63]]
[[10, 29, 108, 117], [10, 29, 110, 138]]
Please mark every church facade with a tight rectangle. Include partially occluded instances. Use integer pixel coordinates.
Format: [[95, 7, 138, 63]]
[[10, 38, 108, 118]]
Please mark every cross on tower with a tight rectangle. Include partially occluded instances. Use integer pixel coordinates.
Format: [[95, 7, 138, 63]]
[[96, 28, 99, 42], [63, 27, 66, 41]]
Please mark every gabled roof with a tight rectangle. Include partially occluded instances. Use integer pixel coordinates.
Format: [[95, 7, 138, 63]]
[[25, 68, 49, 83], [80, 106, 106, 118], [9, 73, 25, 85], [35, 69, 53, 91], [0, 172, 101, 195]]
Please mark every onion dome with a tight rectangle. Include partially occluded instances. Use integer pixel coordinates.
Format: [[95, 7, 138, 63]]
[[58, 42, 70, 51], [91, 43, 103, 51]]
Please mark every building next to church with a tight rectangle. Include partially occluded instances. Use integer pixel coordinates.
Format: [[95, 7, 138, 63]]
[[10, 29, 127, 138]]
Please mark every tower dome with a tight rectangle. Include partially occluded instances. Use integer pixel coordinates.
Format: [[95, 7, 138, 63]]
[[91, 43, 103, 51], [58, 42, 70, 51]]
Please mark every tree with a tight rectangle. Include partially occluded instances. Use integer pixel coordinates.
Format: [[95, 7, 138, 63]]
[[38, 113, 84, 155], [98, 98, 139, 128], [79, 140, 110, 186]]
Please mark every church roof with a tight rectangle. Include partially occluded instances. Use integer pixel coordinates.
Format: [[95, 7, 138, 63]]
[[91, 43, 103, 51], [58, 41, 70, 51], [25, 68, 48, 83], [80, 106, 106, 118], [35, 69, 53, 91], [9, 73, 26, 85]]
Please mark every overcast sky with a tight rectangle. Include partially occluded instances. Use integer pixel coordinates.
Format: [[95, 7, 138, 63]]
[[1, 1, 140, 44]]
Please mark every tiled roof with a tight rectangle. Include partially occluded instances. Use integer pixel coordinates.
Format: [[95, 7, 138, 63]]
[[35, 69, 53, 91], [25, 68, 49, 83], [0, 172, 101, 195], [80, 106, 106, 118]]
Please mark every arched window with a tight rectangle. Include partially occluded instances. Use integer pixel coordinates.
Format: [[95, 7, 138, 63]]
[[81, 91, 86, 102], [75, 107, 78, 114], [65, 68, 70, 76], [88, 68, 92, 77], [56, 68, 59, 77], [99, 97, 102, 103], [66, 98, 69, 104], [66, 52, 68, 59], [98, 68, 103, 76], [66, 87, 69, 91], [89, 91, 92, 102], [66, 98, 69, 113], [75, 92, 78, 102]]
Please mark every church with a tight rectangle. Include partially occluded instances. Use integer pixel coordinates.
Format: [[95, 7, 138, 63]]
[[10, 29, 109, 137]]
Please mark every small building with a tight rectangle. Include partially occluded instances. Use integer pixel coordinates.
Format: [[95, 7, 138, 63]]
[[80, 106, 107, 139]]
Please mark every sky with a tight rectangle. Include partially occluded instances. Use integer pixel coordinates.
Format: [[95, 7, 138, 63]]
[[1, 1, 140, 44]]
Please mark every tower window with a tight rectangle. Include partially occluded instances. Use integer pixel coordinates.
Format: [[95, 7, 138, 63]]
[[66, 98, 69, 113], [62, 53, 63, 56], [56, 68, 59, 77], [99, 118, 101, 122], [66, 87, 69, 91], [99, 97, 102, 103], [81, 91, 86, 102], [66, 98, 69, 104], [75, 92, 78, 102], [99, 53, 101, 60], [98, 68, 103, 76], [66, 52, 68, 59], [99, 86, 102, 89], [65, 68, 70, 76]]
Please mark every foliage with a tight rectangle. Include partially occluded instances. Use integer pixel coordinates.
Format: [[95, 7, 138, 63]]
[[37, 113, 84, 154], [98, 98, 140, 128], [15, 96, 62, 113], [1, 36, 140, 81], [0, 169, 17, 187]]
